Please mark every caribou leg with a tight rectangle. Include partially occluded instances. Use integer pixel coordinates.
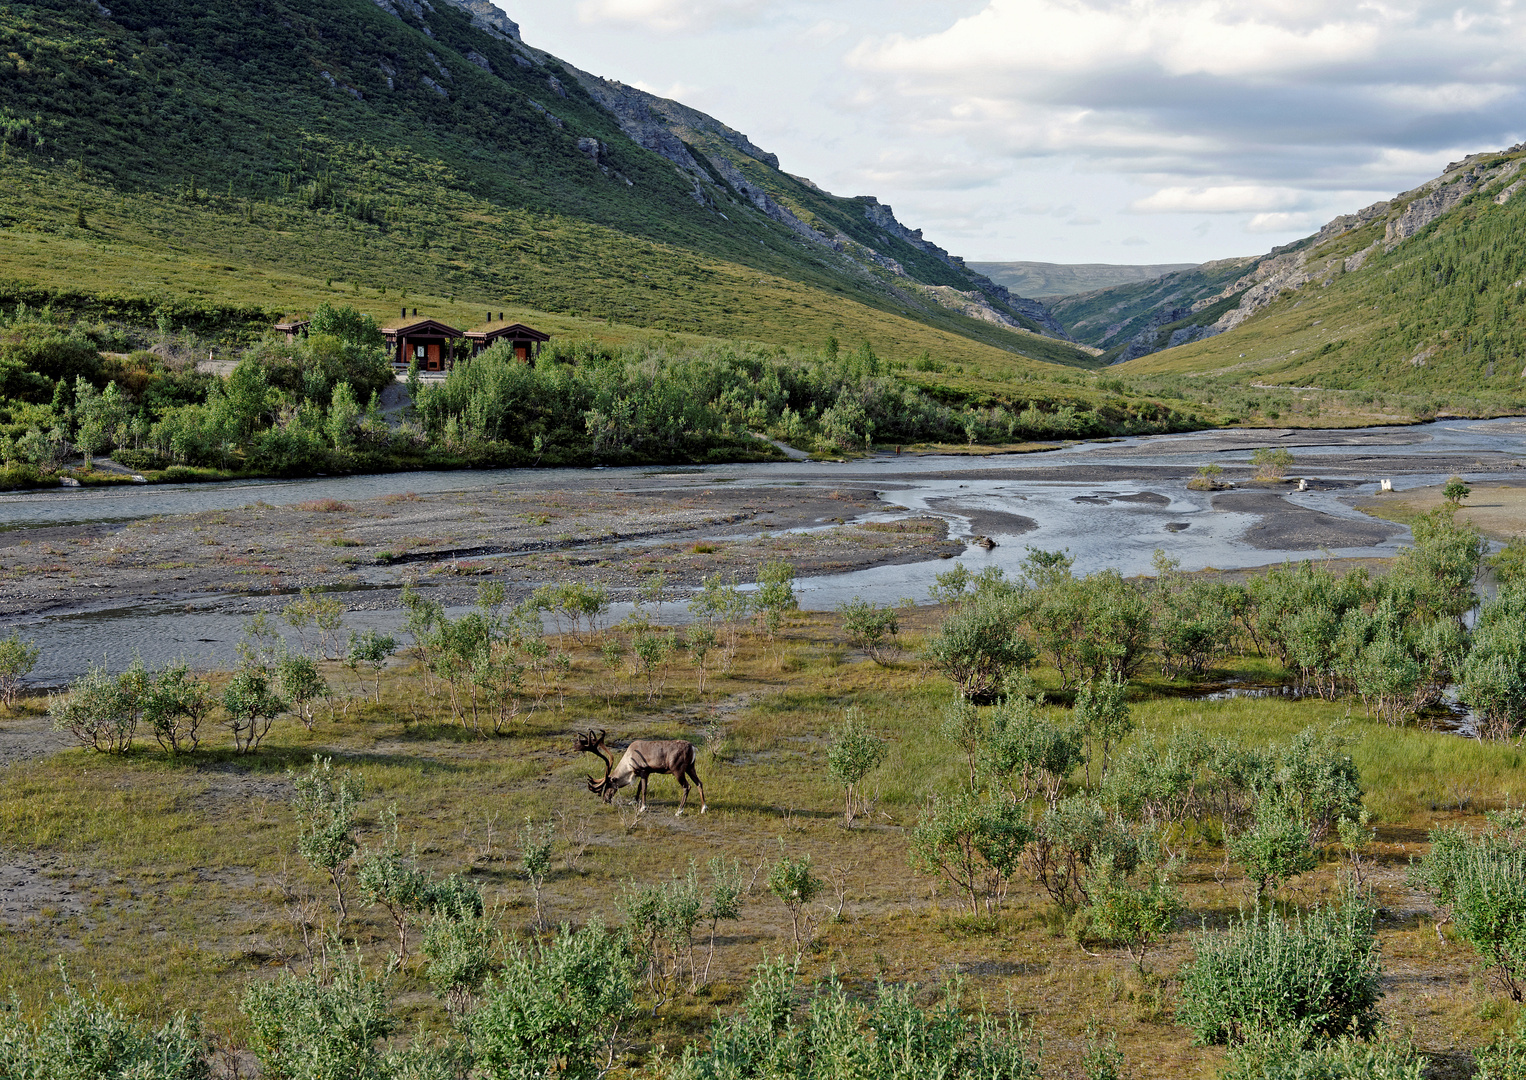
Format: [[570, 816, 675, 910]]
[[687, 763, 707, 814], [636, 774, 648, 814], [676, 774, 689, 816]]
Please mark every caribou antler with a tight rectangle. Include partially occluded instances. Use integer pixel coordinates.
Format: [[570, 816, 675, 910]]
[[574, 729, 613, 794]]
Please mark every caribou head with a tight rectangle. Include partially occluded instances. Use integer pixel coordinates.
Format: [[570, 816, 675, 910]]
[[573, 728, 707, 816]]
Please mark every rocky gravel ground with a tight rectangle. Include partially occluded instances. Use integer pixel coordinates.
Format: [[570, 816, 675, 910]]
[[0, 482, 958, 618]]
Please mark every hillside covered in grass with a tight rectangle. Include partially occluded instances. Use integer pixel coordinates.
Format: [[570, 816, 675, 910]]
[[0, 0, 1093, 370], [1080, 146, 1526, 419]]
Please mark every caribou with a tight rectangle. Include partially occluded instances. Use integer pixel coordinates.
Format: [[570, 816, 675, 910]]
[[575, 729, 706, 815]]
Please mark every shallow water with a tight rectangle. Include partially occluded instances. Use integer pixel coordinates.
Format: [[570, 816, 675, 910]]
[[9, 417, 1524, 682], [2, 417, 1520, 529]]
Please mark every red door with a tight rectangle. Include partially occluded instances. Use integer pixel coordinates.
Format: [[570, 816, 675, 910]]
[[426, 343, 441, 370]]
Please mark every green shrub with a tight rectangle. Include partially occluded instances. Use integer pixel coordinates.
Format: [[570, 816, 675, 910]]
[[0, 967, 208, 1079], [1250, 447, 1295, 481], [0, 630, 41, 707], [837, 597, 902, 664], [767, 851, 823, 949], [421, 897, 501, 1015], [1409, 812, 1526, 1001], [910, 789, 1032, 915], [669, 958, 1042, 1080], [241, 943, 395, 1080], [1026, 795, 1141, 913], [1178, 890, 1381, 1047], [1460, 585, 1526, 740], [983, 691, 1081, 808], [50, 659, 146, 754], [1227, 799, 1318, 900], [289, 756, 365, 922], [465, 920, 635, 1080], [925, 594, 1036, 704], [1085, 858, 1184, 969], [1219, 1030, 1426, 1080], [826, 706, 888, 826], [1476, 1014, 1526, 1080]]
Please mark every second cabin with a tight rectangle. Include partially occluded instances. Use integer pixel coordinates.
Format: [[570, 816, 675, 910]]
[[379, 309, 549, 371], [464, 313, 550, 363]]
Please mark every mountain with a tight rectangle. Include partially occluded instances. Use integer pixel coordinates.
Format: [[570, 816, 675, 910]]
[[0, 0, 1095, 374], [966, 261, 1197, 300], [1057, 146, 1526, 393], [1113, 143, 1526, 416]]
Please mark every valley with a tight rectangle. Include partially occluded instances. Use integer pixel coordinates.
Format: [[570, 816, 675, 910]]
[[5, 1, 1526, 1078]]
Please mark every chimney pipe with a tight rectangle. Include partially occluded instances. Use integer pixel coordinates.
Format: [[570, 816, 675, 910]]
[[401, 306, 406, 318], [412, 308, 418, 317]]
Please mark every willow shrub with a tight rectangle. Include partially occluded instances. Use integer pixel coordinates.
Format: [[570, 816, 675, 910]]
[[1408, 811, 1526, 1001], [1178, 889, 1381, 1047], [669, 956, 1041, 1080], [465, 920, 635, 1080], [0, 969, 207, 1080], [1219, 1031, 1426, 1080]]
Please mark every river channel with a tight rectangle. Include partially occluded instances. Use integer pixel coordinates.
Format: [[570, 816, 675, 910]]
[[6, 418, 1524, 683]]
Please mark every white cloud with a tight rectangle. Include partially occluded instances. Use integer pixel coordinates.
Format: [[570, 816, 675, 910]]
[[630, 79, 706, 101], [1132, 186, 1312, 214], [1246, 211, 1322, 232], [846, 0, 1526, 201]]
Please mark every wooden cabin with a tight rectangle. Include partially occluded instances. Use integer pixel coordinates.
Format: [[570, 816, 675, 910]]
[[381, 311, 465, 371], [464, 315, 550, 362], [273, 316, 311, 343]]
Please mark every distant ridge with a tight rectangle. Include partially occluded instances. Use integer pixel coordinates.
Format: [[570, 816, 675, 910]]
[[967, 262, 1198, 300]]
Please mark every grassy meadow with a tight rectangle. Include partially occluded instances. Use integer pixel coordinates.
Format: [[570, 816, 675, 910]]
[[0, 601, 1520, 1077]]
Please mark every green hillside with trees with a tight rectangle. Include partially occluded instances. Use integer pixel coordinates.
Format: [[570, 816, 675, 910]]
[[0, 0, 1089, 366], [1113, 148, 1526, 419]]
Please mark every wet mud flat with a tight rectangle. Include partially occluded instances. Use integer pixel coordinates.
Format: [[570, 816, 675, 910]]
[[0, 481, 956, 619]]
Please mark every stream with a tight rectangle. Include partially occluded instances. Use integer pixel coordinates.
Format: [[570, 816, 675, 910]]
[[6, 417, 1524, 683]]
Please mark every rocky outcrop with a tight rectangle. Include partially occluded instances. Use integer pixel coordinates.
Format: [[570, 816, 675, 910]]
[[550, 48, 1076, 342], [1384, 155, 1522, 244], [437, 0, 520, 40], [921, 285, 1090, 345], [565, 70, 779, 173]]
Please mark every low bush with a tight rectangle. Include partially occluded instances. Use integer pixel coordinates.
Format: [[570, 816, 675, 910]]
[[465, 920, 635, 1080], [668, 957, 1042, 1080], [241, 943, 396, 1080], [1219, 1030, 1426, 1080], [0, 968, 208, 1079], [925, 593, 1035, 704], [1178, 890, 1381, 1047], [1409, 811, 1526, 1000]]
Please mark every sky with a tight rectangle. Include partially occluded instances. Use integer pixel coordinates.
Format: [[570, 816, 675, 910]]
[[509, 1, 1526, 266]]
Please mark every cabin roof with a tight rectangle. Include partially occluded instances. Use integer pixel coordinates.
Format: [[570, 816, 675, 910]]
[[379, 318, 464, 337], [463, 321, 550, 341], [273, 315, 310, 331]]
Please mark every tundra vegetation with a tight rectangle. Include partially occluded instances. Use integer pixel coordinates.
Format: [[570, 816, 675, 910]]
[[0, 301, 1214, 490], [3, 504, 1526, 1077]]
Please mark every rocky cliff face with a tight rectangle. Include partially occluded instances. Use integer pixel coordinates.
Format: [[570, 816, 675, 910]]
[[556, 63, 1076, 343]]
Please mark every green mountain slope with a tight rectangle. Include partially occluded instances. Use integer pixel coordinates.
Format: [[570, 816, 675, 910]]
[[1118, 145, 1526, 416], [1045, 258, 1260, 360], [967, 261, 1197, 300], [0, 0, 1095, 370]]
